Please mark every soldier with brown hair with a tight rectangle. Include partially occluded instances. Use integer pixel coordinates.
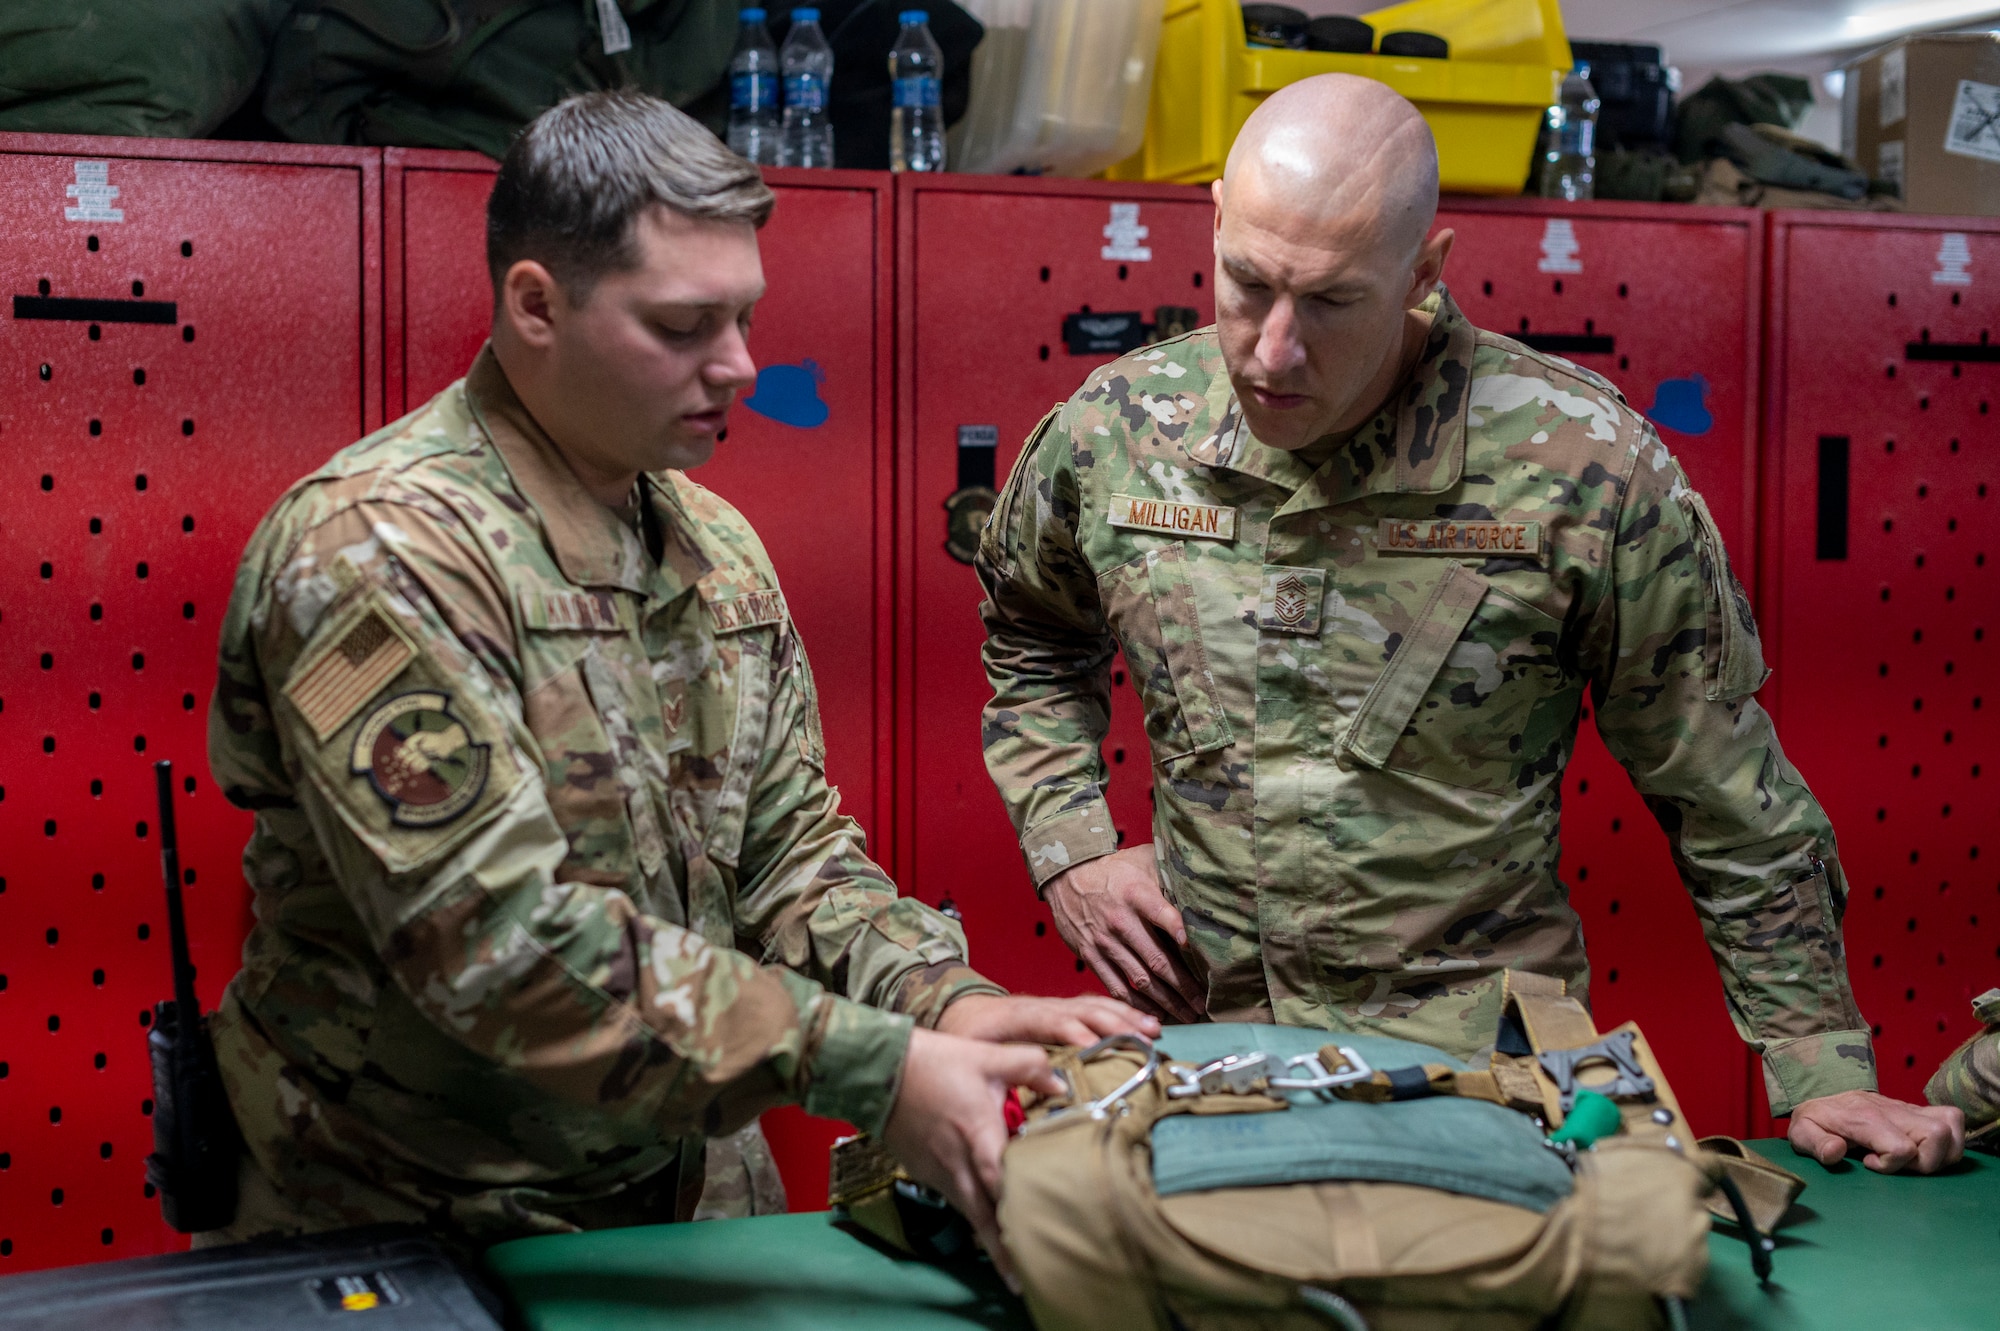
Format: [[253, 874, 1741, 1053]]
[[203, 89, 1149, 1271], [976, 74, 1961, 1174]]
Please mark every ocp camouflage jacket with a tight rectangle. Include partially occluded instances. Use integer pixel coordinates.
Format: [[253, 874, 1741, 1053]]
[[208, 348, 1001, 1243], [976, 289, 1873, 1115]]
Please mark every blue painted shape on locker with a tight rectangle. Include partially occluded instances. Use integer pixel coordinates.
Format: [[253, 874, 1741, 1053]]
[[1646, 374, 1713, 436], [744, 359, 829, 428]]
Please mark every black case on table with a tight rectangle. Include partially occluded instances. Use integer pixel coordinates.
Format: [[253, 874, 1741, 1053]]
[[0, 1226, 509, 1330]]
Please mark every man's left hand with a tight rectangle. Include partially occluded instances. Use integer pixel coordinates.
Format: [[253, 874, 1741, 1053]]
[[936, 993, 1161, 1047], [1788, 1089, 1965, 1173]]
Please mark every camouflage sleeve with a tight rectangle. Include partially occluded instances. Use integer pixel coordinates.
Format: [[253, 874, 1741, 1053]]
[[730, 623, 1007, 1027], [1587, 430, 1876, 1117], [1926, 988, 2000, 1131], [975, 404, 1121, 891], [238, 496, 914, 1137]]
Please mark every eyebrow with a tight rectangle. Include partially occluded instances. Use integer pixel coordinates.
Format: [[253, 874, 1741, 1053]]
[[1220, 254, 1366, 299]]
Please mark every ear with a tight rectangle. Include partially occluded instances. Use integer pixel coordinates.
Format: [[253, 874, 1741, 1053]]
[[499, 259, 564, 350], [1406, 227, 1455, 307]]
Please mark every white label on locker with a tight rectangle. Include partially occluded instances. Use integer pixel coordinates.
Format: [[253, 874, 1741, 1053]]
[[1944, 80, 2000, 164], [1933, 232, 1973, 287], [63, 161, 123, 223], [1102, 203, 1152, 262], [1880, 46, 1907, 127], [958, 424, 999, 449], [1536, 218, 1581, 274]]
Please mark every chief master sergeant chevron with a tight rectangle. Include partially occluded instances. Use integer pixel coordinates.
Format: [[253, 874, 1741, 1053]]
[[203, 91, 1151, 1267], [975, 75, 1962, 1174]]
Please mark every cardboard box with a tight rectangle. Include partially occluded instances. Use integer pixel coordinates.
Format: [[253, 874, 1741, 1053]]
[[1844, 32, 2000, 217]]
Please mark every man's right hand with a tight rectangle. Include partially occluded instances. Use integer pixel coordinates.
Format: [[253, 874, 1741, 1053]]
[[882, 1025, 1061, 1289], [1043, 844, 1207, 1023]]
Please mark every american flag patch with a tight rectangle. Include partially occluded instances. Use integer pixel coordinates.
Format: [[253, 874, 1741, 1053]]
[[284, 602, 417, 741]]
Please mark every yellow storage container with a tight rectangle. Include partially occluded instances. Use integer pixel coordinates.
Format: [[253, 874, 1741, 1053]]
[[1106, 0, 1570, 193]]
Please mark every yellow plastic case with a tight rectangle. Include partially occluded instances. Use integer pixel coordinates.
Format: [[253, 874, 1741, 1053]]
[[1106, 0, 1570, 194]]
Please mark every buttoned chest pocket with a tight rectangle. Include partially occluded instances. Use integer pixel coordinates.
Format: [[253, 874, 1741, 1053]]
[[1097, 545, 1235, 766], [1341, 562, 1571, 795]]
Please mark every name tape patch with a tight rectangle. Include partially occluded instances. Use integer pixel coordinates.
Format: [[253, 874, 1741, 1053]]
[[519, 587, 631, 632], [707, 587, 787, 634], [284, 604, 417, 741], [1379, 518, 1544, 560], [1107, 494, 1238, 541]]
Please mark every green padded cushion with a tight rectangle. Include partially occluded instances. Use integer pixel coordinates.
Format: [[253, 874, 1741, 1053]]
[[1150, 1025, 1574, 1213]]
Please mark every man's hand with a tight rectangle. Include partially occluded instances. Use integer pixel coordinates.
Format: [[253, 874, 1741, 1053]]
[[882, 1026, 1061, 1289], [936, 992, 1161, 1046], [1788, 1089, 1966, 1173], [1043, 844, 1206, 1023]]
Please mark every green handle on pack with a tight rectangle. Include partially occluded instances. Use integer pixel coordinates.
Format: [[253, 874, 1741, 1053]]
[[1547, 1089, 1622, 1146]]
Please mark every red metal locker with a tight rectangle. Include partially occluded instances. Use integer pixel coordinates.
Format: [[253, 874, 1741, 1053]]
[[1764, 212, 2000, 1121], [386, 154, 898, 1211], [895, 176, 1216, 998], [0, 133, 382, 1273], [1442, 199, 1766, 1138]]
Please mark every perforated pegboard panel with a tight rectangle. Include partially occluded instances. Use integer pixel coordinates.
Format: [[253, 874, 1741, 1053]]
[[1764, 212, 2000, 1126], [388, 153, 897, 1213], [896, 176, 1214, 997], [0, 133, 382, 1274], [1441, 200, 1765, 1137]]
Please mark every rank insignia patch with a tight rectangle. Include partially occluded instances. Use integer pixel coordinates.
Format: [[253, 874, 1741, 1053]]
[[350, 691, 490, 827], [1257, 565, 1325, 635]]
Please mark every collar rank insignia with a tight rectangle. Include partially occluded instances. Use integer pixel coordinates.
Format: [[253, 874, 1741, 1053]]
[[1258, 565, 1325, 635], [1107, 494, 1238, 541], [350, 690, 490, 827]]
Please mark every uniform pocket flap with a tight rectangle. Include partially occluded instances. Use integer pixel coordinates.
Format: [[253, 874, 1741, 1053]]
[[1343, 562, 1489, 769], [1675, 489, 1769, 701]]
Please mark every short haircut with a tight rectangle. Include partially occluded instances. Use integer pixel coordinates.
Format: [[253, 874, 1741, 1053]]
[[486, 90, 774, 300]]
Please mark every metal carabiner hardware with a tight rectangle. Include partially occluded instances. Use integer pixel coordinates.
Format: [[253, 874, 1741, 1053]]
[[1022, 1033, 1161, 1134], [1268, 1046, 1374, 1092], [1166, 1050, 1273, 1099]]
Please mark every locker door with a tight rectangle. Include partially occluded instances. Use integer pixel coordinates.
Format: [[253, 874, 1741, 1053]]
[[1767, 214, 2000, 1113], [0, 135, 381, 1272], [898, 179, 1215, 998], [1443, 200, 1765, 1137]]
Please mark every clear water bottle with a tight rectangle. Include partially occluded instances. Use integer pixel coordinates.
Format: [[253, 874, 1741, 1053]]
[[889, 9, 945, 173], [726, 7, 781, 166], [780, 7, 836, 169], [1539, 63, 1600, 201]]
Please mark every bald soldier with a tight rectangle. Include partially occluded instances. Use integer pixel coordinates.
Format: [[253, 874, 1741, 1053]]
[[205, 91, 1150, 1268], [976, 75, 1963, 1172]]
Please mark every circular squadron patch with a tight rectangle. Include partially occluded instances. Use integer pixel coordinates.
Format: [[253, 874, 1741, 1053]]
[[350, 691, 490, 827]]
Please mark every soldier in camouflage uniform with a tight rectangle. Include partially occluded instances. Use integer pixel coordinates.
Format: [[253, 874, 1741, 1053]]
[[1927, 989, 2000, 1151], [977, 76, 1963, 1172], [205, 91, 1147, 1260]]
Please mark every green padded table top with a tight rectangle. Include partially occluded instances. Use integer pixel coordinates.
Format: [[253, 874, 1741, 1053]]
[[486, 1142, 1998, 1331]]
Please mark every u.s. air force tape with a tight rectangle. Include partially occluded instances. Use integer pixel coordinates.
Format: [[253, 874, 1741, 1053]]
[[1379, 518, 1545, 559], [1107, 494, 1238, 541]]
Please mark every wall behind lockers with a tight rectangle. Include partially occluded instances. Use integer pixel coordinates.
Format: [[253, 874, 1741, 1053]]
[[1762, 213, 2000, 1125], [0, 133, 382, 1273]]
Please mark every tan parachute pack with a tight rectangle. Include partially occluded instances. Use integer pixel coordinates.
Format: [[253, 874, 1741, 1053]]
[[984, 971, 1803, 1331]]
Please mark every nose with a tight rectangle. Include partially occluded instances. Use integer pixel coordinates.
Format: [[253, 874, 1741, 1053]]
[[1254, 296, 1306, 378], [704, 323, 758, 393]]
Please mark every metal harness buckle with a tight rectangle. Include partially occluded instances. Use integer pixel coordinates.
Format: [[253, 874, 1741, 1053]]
[[1535, 1030, 1655, 1112], [1022, 1033, 1161, 1134], [1165, 1046, 1374, 1099]]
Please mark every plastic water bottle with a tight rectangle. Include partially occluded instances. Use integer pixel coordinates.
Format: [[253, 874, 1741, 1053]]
[[726, 8, 781, 166], [1539, 63, 1600, 201], [780, 8, 835, 169], [889, 10, 945, 173]]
